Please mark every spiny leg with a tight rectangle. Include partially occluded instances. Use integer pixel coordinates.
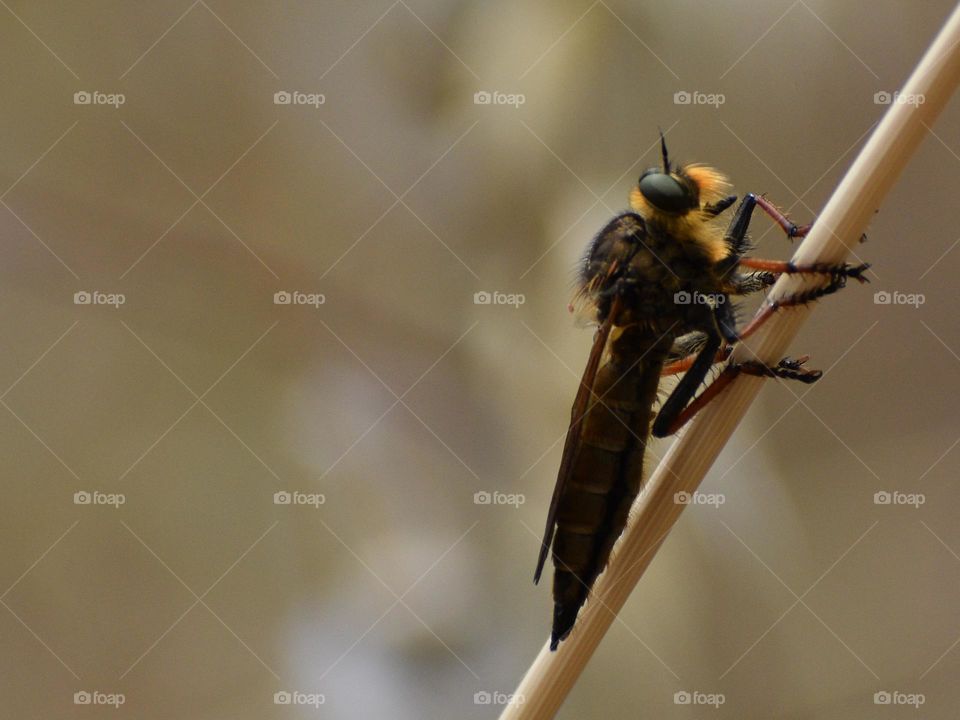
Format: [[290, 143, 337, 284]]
[[661, 261, 853, 379], [754, 194, 809, 239], [716, 191, 808, 270], [652, 308, 723, 439], [721, 261, 867, 345], [662, 345, 729, 376], [655, 191, 865, 433], [703, 194, 738, 218], [657, 264, 867, 434], [661, 288, 763, 377], [658, 284, 805, 376], [654, 295, 836, 436], [739, 257, 870, 280], [724, 195, 869, 281], [716, 194, 758, 275], [655, 273, 851, 434], [750, 193, 865, 247], [738, 355, 822, 383], [654, 356, 822, 437], [732, 267, 867, 343]]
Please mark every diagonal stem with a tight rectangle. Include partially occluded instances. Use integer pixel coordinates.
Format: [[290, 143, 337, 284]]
[[500, 3, 960, 718]]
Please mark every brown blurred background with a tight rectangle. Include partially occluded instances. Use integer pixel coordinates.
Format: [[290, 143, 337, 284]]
[[1, 1, 959, 718]]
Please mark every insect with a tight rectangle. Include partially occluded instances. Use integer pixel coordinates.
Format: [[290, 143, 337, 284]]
[[535, 135, 869, 650]]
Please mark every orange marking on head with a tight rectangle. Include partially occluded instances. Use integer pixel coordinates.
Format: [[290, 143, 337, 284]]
[[628, 187, 648, 214], [683, 165, 731, 205]]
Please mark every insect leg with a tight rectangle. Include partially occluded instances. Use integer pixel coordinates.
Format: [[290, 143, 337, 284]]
[[739, 258, 870, 281], [727, 272, 776, 296], [716, 194, 758, 272], [661, 289, 752, 377], [661, 346, 730, 376], [737, 355, 822, 383], [716, 194, 789, 279], [752, 196, 867, 243], [754, 194, 810, 239], [654, 356, 822, 437], [651, 312, 723, 438], [732, 268, 864, 343], [703, 194, 738, 218]]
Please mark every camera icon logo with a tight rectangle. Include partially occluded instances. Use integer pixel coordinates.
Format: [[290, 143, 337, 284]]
[[274, 690, 292, 704], [274, 291, 292, 305], [874, 491, 891, 505], [673, 491, 692, 505], [673, 90, 692, 105], [474, 691, 492, 704], [674, 690, 692, 704], [873, 291, 891, 304], [274, 91, 292, 105], [474, 491, 491, 505], [474, 91, 492, 105], [74, 91, 92, 105], [473, 291, 491, 305], [874, 91, 892, 105], [673, 291, 691, 305], [74, 291, 92, 305], [74, 491, 92, 505], [874, 690, 891, 704], [274, 491, 292, 505], [74, 691, 92, 704]]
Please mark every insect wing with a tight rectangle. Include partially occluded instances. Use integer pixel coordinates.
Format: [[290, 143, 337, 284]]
[[534, 298, 619, 584]]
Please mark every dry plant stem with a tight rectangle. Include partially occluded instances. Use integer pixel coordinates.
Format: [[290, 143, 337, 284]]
[[501, 5, 960, 718]]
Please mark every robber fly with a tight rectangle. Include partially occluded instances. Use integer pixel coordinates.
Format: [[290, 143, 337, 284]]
[[535, 135, 869, 650]]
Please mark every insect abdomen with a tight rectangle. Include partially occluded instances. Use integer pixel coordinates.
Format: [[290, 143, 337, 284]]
[[550, 332, 668, 649]]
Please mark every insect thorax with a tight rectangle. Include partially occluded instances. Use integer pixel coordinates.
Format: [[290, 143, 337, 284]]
[[578, 211, 727, 334]]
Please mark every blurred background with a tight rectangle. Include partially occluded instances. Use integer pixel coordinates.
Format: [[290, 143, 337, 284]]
[[1, 1, 959, 718]]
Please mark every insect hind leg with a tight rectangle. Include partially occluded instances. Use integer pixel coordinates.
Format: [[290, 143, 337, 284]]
[[652, 314, 723, 438], [653, 356, 822, 437]]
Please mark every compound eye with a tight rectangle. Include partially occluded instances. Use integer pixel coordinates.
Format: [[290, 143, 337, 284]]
[[638, 171, 694, 213]]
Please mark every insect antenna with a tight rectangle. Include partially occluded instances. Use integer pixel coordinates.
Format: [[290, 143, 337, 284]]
[[658, 128, 671, 172]]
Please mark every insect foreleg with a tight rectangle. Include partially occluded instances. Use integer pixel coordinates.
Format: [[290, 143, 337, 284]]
[[703, 194, 738, 218], [716, 194, 757, 272], [753, 194, 810, 239]]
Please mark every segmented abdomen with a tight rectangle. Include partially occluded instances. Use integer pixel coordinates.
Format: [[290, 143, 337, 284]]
[[550, 329, 670, 648]]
